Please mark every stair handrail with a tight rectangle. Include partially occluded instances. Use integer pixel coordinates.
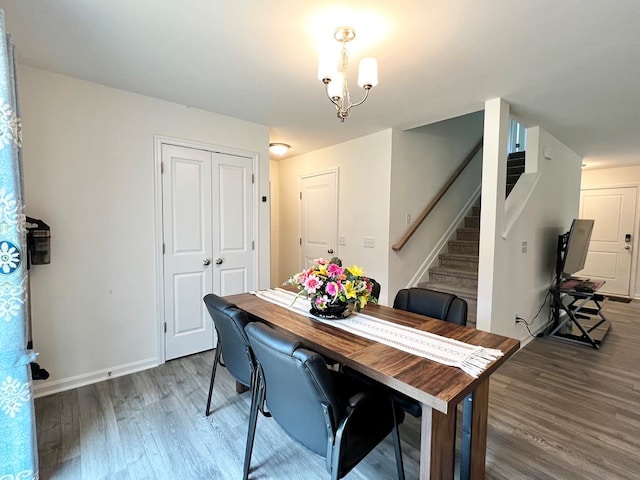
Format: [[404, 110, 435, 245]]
[[392, 137, 483, 252]]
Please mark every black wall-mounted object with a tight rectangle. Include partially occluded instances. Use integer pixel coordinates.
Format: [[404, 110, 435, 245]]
[[26, 216, 51, 266], [25, 216, 52, 380]]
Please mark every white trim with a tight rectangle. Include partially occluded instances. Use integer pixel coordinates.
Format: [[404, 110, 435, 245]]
[[33, 357, 158, 398], [153, 135, 259, 365], [406, 186, 482, 287], [502, 171, 542, 239], [581, 182, 640, 190]]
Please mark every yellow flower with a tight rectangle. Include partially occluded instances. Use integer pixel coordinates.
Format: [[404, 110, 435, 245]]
[[316, 264, 328, 276], [347, 265, 364, 277], [344, 281, 358, 299], [358, 293, 369, 309]]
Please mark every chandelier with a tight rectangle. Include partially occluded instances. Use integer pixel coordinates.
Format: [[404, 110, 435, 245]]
[[317, 27, 378, 122]]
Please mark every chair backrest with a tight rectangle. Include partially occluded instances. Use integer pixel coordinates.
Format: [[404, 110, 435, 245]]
[[245, 322, 343, 457], [368, 278, 381, 301], [203, 294, 253, 386], [393, 287, 467, 326]]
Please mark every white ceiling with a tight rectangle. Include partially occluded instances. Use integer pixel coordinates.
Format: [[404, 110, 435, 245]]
[[2, 0, 640, 168]]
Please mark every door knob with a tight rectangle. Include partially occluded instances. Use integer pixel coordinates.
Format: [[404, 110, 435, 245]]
[[327, 249, 334, 254], [215, 257, 223, 265], [625, 245, 631, 250], [203, 258, 211, 266]]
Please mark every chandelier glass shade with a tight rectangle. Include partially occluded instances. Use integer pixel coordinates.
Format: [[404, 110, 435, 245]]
[[317, 27, 378, 122]]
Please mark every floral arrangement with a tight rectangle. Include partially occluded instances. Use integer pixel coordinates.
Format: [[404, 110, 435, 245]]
[[285, 257, 377, 312]]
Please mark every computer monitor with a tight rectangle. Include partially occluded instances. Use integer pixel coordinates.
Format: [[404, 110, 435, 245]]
[[561, 219, 595, 278]]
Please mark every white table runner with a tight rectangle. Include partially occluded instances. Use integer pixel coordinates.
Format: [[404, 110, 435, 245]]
[[253, 288, 503, 378]]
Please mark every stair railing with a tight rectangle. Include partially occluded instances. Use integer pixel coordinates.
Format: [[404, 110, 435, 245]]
[[391, 138, 483, 251]]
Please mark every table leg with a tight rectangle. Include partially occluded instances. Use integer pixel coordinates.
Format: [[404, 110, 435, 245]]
[[420, 404, 456, 479], [466, 377, 489, 480]]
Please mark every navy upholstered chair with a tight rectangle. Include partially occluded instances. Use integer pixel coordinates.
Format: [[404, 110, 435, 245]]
[[202, 293, 254, 416], [393, 287, 468, 327], [368, 278, 381, 302], [392, 287, 468, 416], [242, 322, 405, 480]]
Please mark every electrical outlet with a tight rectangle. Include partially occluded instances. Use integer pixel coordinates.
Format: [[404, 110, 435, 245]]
[[515, 315, 525, 325], [521, 241, 528, 253], [363, 237, 375, 248]]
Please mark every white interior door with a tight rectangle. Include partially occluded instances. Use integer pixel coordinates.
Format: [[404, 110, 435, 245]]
[[299, 170, 338, 269], [162, 144, 254, 360], [212, 152, 254, 295], [579, 186, 636, 296]]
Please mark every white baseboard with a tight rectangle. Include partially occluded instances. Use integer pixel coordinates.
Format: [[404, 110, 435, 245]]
[[32, 357, 159, 398]]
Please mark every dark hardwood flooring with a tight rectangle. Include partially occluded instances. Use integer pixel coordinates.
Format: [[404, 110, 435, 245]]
[[35, 300, 640, 479]]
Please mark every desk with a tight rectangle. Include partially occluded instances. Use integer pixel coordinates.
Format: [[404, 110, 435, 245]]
[[227, 293, 519, 480], [549, 279, 610, 349]]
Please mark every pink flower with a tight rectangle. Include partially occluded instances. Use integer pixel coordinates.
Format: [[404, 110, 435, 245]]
[[304, 274, 323, 294], [327, 263, 344, 278], [326, 281, 342, 296], [314, 295, 330, 309], [315, 258, 328, 265]]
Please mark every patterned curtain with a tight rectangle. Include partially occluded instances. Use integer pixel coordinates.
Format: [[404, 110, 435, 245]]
[[0, 10, 39, 480]]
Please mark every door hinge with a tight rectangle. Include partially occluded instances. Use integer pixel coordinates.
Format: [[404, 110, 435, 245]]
[[160, 162, 164, 174], [299, 237, 302, 246], [164, 322, 167, 333], [252, 240, 255, 250], [252, 173, 255, 184], [299, 192, 302, 200], [162, 243, 165, 254]]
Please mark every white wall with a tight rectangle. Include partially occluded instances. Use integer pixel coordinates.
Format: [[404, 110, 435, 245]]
[[274, 130, 393, 304], [269, 159, 281, 287], [478, 99, 582, 341], [19, 65, 270, 395], [581, 165, 640, 298], [388, 112, 484, 299]]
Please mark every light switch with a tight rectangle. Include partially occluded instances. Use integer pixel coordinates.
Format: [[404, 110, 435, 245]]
[[521, 241, 528, 253], [338, 236, 346, 246]]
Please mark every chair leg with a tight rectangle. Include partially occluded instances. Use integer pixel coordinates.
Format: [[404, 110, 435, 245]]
[[205, 345, 222, 416], [391, 399, 405, 480], [243, 370, 263, 480]]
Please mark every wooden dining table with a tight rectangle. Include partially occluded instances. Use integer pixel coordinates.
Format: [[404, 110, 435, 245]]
[[226, 292, 520, 480]]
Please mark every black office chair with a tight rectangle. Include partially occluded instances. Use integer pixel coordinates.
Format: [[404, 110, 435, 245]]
[[393, 287, 468, 327], [242, 322, 405, 480], [392, 287, 468, 416], [368, 278, 381, 302], [202, 293, 254, 416]]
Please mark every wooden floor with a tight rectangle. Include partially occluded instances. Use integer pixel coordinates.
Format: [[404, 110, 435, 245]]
[[35, 300, 640, 479]]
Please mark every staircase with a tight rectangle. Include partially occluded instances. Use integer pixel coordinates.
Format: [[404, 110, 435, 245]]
[[506, 151, 525, 197], [413, 152, 525, 328], [418, 205, 480, 328]]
